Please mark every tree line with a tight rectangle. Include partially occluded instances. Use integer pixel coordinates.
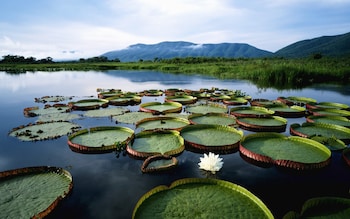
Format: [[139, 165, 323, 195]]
[[0, 55, 54, 64]]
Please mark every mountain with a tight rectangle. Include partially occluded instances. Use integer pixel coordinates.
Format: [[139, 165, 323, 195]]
[[102, 41, 273, 62], [275, 32, 350, 58]]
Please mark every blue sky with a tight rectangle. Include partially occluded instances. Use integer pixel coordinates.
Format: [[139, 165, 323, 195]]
[[1, 0, 349, 60]]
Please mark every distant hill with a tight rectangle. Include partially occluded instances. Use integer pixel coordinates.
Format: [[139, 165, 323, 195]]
[[275, 32, 350, 58], [102, 41, 273, 62]]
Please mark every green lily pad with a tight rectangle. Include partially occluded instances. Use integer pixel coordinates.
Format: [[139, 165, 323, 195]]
[[84, 107, 129, 117], [143, 89, 163, 96], [141, 155, 178, 173], [113, 112, 156, 124], [136, 116, 190, 131], [0, 166, 73, 219], [140, 102, 183, 114], [106, 95, 141, 106], [223, 97, 249, 105], [97, 90, 123, 99], [310, 135, 347, 151], [185, 103, 228, 114], [68, 126, 134, 153], [230, 106, 275, 118], [180, 124, 243, 153], [283, 196, 350, 219], [236, 116, 287, 132], [9, 121, 81, 141], [69, 99, 109, 110], [309, 108, 350, 118], [240, 132, 331, 170], [24, 104, 70, 117], [127, 130, 184, 158], [267, 105, 306, 118], [34, 95, 72, 103], [277, 96, 317, 106], [132, 178, 274, 219], [165, 95, 197, 104], [306, 115, 350, 128], [290, 122, 350, 144], [188, 113, 236, 126], [250, 99, 283, 107], [306, 101, 350, 110]]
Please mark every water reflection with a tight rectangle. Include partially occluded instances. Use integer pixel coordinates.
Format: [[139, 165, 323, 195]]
[[0, 70, 349, 219]]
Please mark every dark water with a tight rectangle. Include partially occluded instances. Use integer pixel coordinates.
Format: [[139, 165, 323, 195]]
[[0, 70, 349, 219]]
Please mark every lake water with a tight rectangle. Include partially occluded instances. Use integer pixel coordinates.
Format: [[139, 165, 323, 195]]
[[0, 70, 349, 219]]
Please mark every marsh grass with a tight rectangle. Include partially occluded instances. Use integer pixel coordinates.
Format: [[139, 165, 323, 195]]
[[1, 57, 349, 89]]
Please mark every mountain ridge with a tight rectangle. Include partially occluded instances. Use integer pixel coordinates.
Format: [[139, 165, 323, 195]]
[[102, 32, 350, 61]]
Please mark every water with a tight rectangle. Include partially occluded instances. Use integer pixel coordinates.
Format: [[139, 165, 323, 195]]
[[0, 70, 349, 219]]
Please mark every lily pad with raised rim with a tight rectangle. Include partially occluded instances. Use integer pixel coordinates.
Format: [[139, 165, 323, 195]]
[[127, 130, 185, 158], [306, 101, 350, 110], [277, 96, 317, 106], [113, 112, 156, 124], [24, 104, 70, 117], [0, 166, 73, 219], [223, 97, 249, 105], [132, 178, 274, 219], [180, 124, 243, 153], [283, 196, 350, 218], [165, 95, 197, 104], [306, 115, 350, 128], [136, 116, 190, 131], [140, 102, 183, 115], [84, 107, 129, 118], [230, 106, 275, 118], [141, 154, 178, 173], [9, 121, 81, 141], [290, 122, 350, 144], [240, 132, 331, 170], [308, 108, 350, 118], [106, 95, 141, 106], [267, 105, 306, 118], [69, 99, 109, 110], [185, 103, 228, 114], [188, 113, 236, 126], [236, 116, 287, 132], [68, 126, 134, 153]]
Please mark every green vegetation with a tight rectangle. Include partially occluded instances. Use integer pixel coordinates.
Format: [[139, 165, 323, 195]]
[[1, 55, 349, 90]]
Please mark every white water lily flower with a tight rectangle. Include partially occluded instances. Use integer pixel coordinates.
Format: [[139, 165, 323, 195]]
[[198, 152, 223, 174]]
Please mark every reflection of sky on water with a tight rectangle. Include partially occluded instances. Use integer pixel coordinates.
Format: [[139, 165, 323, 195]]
[[1, 70, 350, 219]]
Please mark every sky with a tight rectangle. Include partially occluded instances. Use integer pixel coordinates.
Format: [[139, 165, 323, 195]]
[[0, 0, 349, 60]]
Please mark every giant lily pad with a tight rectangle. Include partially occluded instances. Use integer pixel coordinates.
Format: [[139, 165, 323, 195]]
[[306, 115, 350, 128], [113, 112, 155, 124], [267, 105, 306, 118], [240, 132, 331, 170], [277, 96, 317, 106], [136, 116, 190, 131], [185, 103, 228, 114], [180, 124, 243, 153], [68, 126, 134, 153], [236, 116, 287, 132], [140, 102, 182, 115], [308, 108, 350, 118], [165, 95, 197, 104], [230, 106, 274, 118], [69, 99, 109, 110], [9, 121, 81, 141], [188, 113, 236, 126], [290, 122, 350, 144], [283, 196, 350, 218], [84, 107, 129, 117], [127, 130, 185, 158], [141, 154, 178, 173], [24, 104, 70, 117], [132, 178, 274, 219], [0, 166, 73, 219], [306, 101, 350, 110], [223, 97, 249, 105], [106, 95, 141, 106]]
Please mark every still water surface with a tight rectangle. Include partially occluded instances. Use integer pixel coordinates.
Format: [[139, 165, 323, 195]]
[[1, 70, 349, 219]]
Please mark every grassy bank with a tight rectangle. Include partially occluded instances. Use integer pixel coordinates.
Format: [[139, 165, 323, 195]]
[[1, 57, 349, 89]]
